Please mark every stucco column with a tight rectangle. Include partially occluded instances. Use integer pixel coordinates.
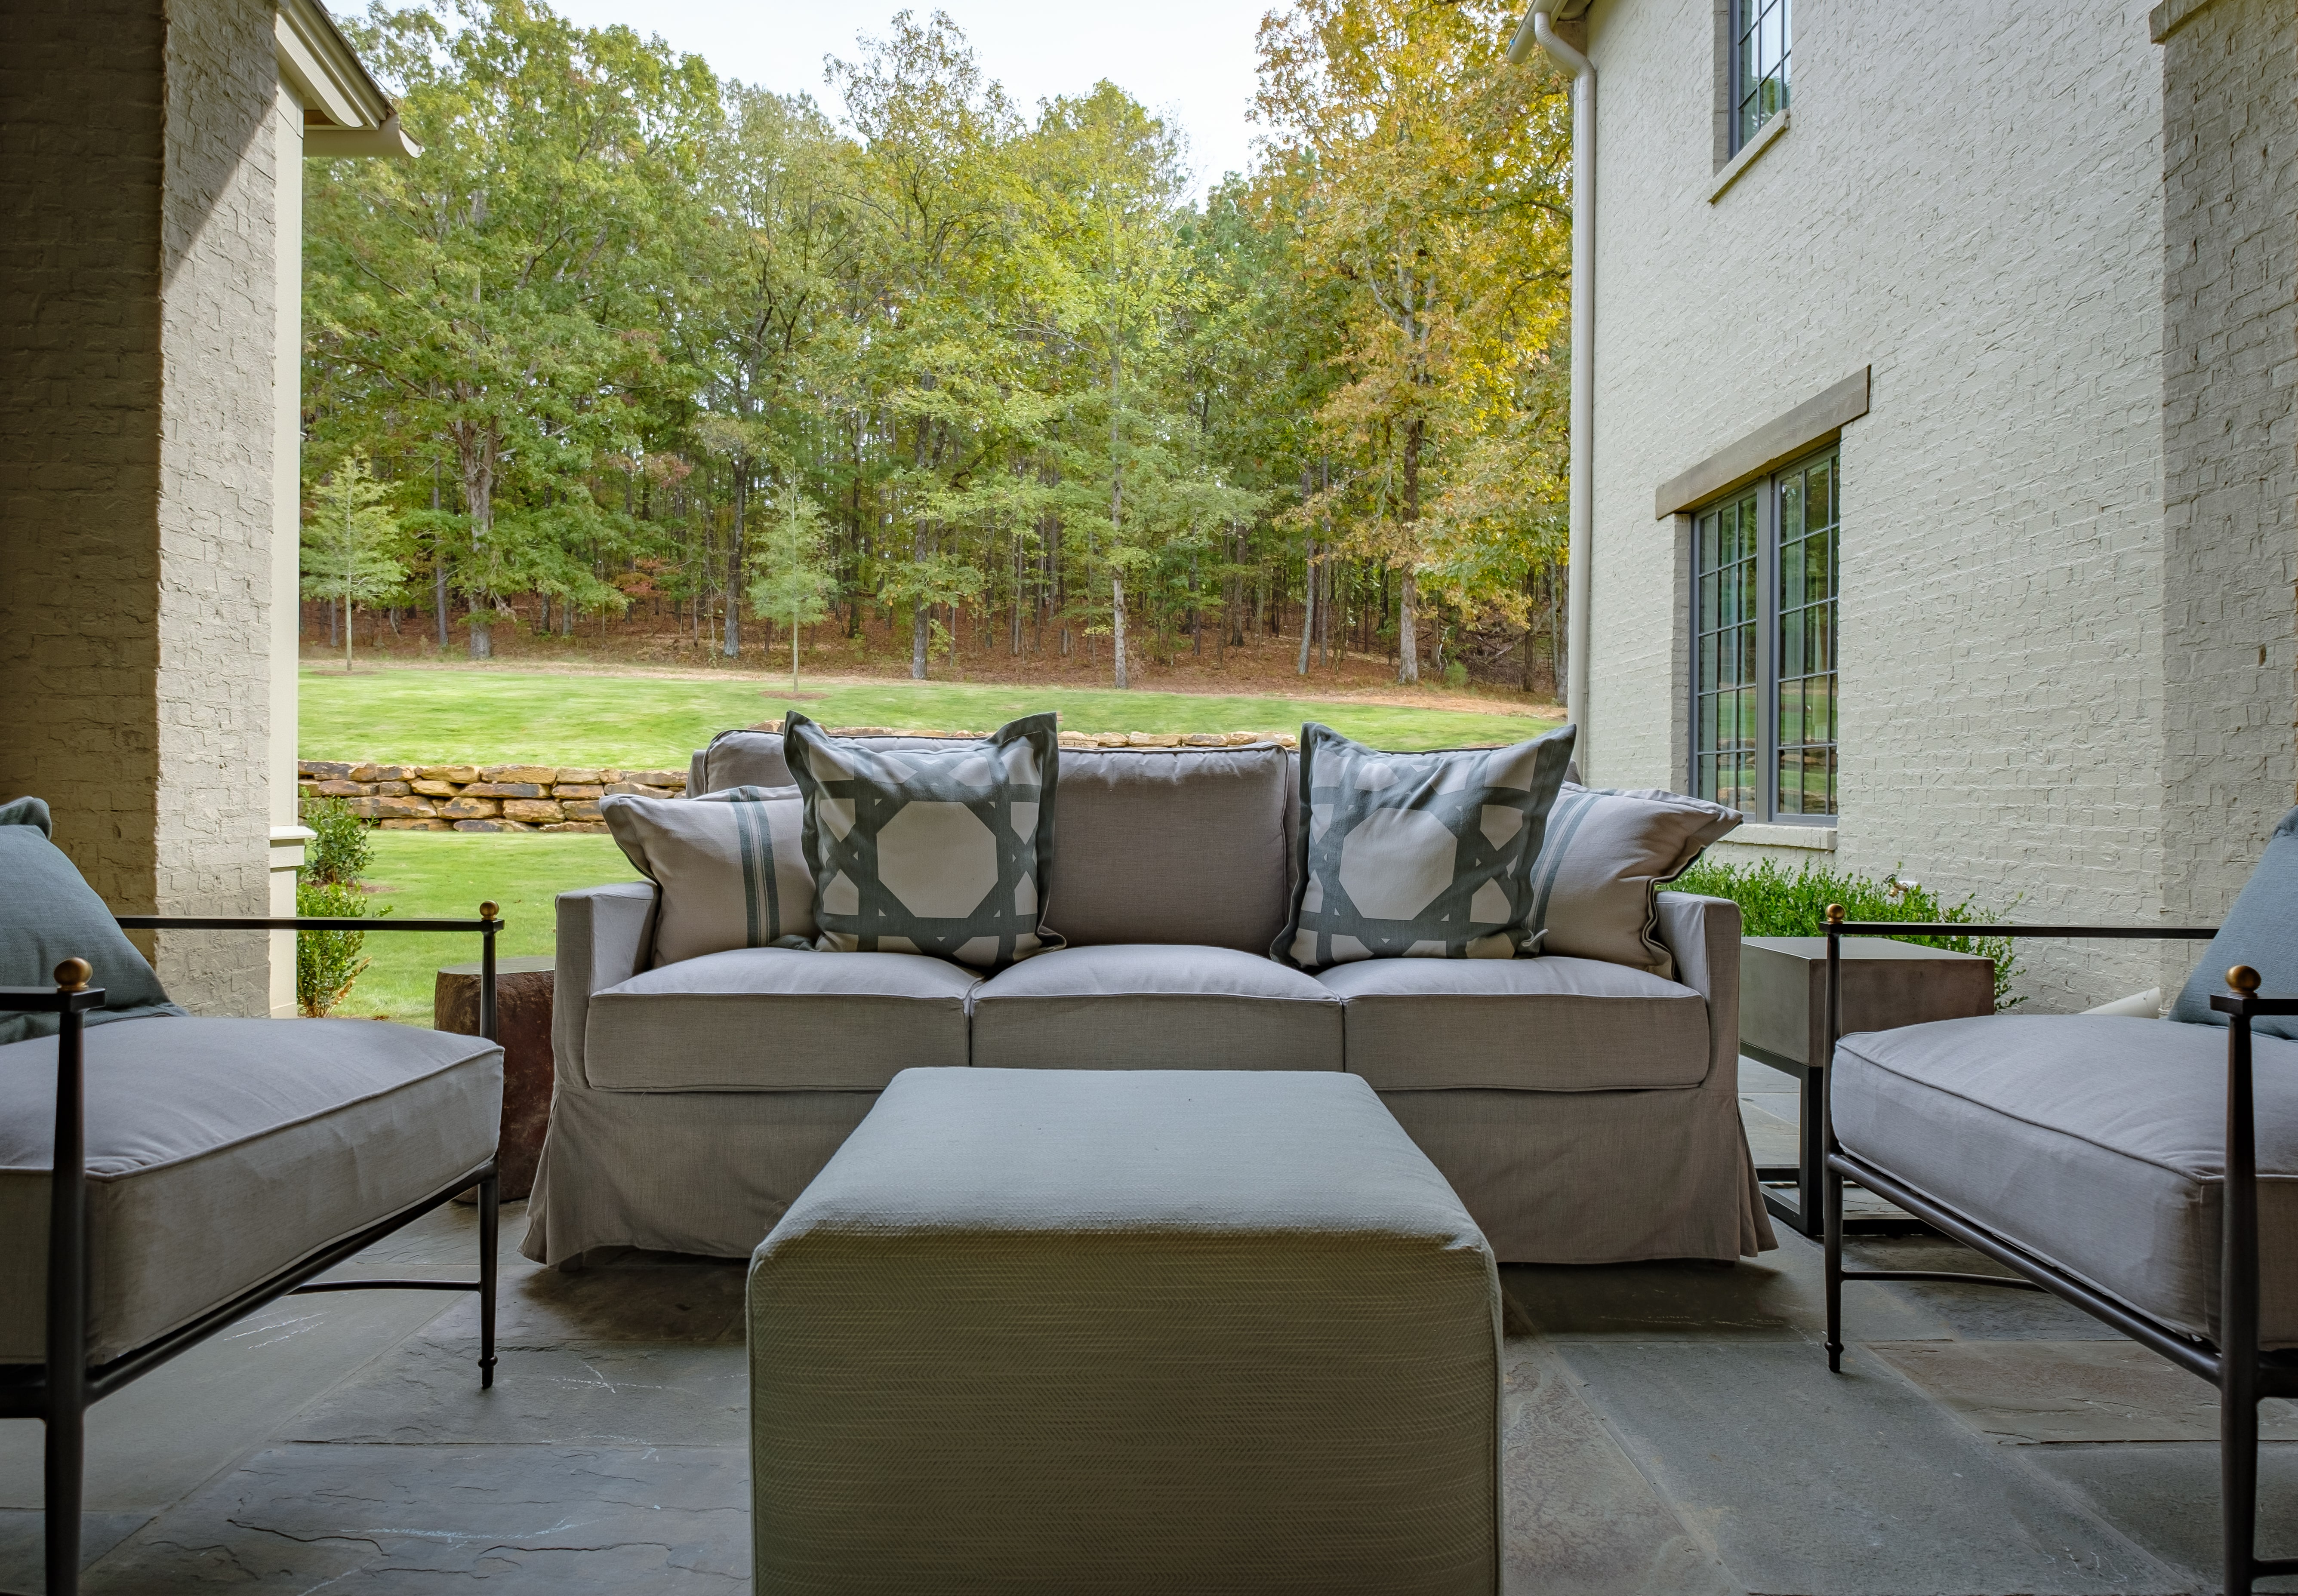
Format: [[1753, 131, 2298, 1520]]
[[0, 0, 280, 1014]]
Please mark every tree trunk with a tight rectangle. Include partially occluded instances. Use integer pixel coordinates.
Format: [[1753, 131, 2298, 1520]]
[[723, 464, 747, 658], [1112, 572, 1129, 690], [1396, 415, 1423, 684], [1297, 541, 1316, 676], [911, 523, 931, 680]]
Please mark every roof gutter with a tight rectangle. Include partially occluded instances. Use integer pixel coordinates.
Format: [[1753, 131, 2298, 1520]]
[[1510, 8, 1593, 770], [275, 0, 422, 158]]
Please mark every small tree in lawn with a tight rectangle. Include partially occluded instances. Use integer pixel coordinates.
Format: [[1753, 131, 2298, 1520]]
[[747, 483, 838, 692], [302, 453, 407, 672]]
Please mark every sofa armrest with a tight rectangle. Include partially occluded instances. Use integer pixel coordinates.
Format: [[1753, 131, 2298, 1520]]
[[1656, 891, 1740, 1089], [554, 882, 656, 1088]]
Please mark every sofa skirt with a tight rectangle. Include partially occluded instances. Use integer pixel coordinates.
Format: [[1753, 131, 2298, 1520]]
[[1379, 1083, 1771, 1264], [522, 1084, 881, 1264], [525, 1072, 1771, 1267]]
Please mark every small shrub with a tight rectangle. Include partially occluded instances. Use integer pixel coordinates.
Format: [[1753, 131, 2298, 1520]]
[[1442, 661, 1470, 689], [295, 878, 376, 1017], [302, 793, 373, 886], [1674, 857, 2024, 1011]]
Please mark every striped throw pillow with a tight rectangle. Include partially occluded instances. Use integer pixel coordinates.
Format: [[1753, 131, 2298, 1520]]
[[1525, 784, 1741, 979], [602, 785, 815, 967]]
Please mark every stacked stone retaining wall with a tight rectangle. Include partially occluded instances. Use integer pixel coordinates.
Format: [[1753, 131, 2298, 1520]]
[[297, 763, 684, 833], [300, 730, 1303, 835]]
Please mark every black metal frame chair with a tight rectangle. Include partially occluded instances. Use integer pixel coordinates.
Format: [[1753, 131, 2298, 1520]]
[[1820, 909, 2295, 1595], [0, 905, 504, 1596]]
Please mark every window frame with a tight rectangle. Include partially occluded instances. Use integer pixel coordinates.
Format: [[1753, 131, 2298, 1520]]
[[1688, 442, 1838, 824], [1728, 0, 1791, 156]]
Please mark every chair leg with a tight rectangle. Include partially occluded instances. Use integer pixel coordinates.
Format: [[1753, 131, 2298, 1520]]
[[478, 1170, 499, 1390], [1823, 1156, 1845, 1373], [45, 1401, 81, 1596], [2223, 1373, 2259, 1596]]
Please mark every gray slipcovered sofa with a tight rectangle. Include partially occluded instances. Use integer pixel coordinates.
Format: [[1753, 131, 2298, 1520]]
[[522, 731, 1774, 1267]]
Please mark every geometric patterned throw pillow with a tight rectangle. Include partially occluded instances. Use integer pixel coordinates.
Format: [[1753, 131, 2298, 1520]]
[[1273, 722, 1578, 972], [782, 711, 1064, 970], [601, 786, 816, 968]]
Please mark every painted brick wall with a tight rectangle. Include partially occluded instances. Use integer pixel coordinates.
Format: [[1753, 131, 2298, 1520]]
[[0, 0, 168, 908], [2157, 0, 2298, 999], [153, 0, 279, 1010], [0, 0, 278, 1014], [1581, 0, 2172, 1008]]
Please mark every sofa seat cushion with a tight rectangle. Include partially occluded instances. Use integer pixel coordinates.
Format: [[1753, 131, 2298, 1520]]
[[1316, 956, 1711, 1092], [586, 949, 978, 1092], [1833, 1015, 2298, 1348], [968, 944, 1343, 1071], [0, 1017, 501, 1364]]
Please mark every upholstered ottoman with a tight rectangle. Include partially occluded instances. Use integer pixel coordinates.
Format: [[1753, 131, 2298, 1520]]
[[747, 1067, 1502, 1595]]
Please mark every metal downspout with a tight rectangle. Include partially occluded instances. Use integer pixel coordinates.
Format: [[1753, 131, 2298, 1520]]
[[1511, 9, 1593, 771]]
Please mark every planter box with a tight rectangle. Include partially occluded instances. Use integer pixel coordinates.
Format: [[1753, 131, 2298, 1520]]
[[1742, 935, 1996, 1236]]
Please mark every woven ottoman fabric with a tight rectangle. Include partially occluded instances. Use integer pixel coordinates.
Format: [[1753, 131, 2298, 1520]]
[[747, 1067, 1500, 1594]]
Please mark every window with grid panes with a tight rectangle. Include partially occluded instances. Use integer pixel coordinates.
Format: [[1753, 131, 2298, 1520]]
[[1690, 444, 1837, 820], [1731, 0, 1790, 153]]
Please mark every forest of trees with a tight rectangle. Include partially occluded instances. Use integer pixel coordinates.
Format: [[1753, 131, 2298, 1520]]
[[302, 0, 1575, 690]]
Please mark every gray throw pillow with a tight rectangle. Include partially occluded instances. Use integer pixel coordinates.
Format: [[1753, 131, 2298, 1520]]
[[2170, 803, 2298, 1039], [1526, 784, 1743, 980], [601, 786, 816, 967], [782, 712, 1064, 969], [1273, 723, 1577, 971], [0, 796, 186, 1044]]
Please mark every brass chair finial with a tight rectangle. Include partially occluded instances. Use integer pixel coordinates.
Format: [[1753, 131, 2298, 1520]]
[[1825, 904, 1845, 926], [55, 958, 91, 992], [480, 901, 500, 921], [2230, 965, 2263, 995]]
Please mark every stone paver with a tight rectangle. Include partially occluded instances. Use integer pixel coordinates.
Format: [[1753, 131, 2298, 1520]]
[[3, 1098, 2290, 1594]]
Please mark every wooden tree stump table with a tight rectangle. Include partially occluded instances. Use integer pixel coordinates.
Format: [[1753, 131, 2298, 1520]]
[[435, 954, 555, 1202]]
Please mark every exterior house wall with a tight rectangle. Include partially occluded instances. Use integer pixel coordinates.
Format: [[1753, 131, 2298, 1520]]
[[2156, 0, 2298, 991], [1580, 0, 2172, 1008], [0, 0, 280, 1015]]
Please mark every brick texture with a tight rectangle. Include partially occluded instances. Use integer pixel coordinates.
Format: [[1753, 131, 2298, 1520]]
[[2157, 0, 2298, 995], [1580, 0, 2224, 1008], [0, 0, 278, 1013]]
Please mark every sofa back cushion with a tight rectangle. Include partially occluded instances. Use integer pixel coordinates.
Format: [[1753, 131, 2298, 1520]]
[[691, 731, 1294, 953], [1043, 745, 1295, 952]]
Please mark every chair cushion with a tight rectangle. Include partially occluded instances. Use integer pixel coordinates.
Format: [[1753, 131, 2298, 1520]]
[[0, 796, 184, 1045], [1043, 745, 1297, 953], [1315, 956, 1713, 1091], [585, 949, 978, 1092], [1275, 723, 1577, 971], [969, 944, 1343, 1071], [2170, 802, 2298, 1039], [1832, 1014, 2298, 1347], [0, 1016, 501, 1364]]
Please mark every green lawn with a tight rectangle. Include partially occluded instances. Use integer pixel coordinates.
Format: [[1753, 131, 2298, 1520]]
[[301, 667, 1558, 767], [341, 832, 638, 1024]]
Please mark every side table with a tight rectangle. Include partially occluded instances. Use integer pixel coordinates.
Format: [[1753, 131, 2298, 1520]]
[[1741, 935, 1996, 1237], [436, 954, 554, 1202]]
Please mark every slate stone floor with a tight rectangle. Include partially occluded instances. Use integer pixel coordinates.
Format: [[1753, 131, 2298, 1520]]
[[5, 1060, 2296, 1594]]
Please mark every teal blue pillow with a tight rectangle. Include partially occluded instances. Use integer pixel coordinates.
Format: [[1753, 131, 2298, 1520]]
[[0, 796, 185, 1044], [2170, 804, 2298, 1040]]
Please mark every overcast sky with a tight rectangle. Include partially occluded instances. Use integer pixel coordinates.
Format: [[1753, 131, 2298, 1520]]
[[545, 0, 1273, 194]]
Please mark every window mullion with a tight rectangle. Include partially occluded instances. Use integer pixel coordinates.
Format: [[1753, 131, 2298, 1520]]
[[1761, 482, 1777, 821]]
